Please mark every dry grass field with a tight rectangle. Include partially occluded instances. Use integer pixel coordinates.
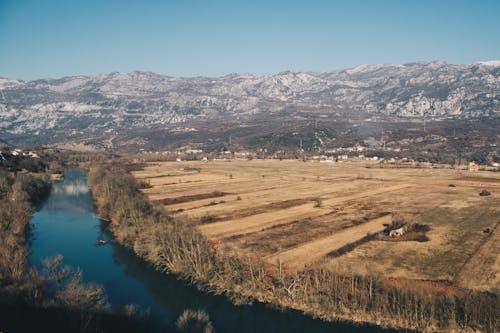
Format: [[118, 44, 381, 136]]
[[132, 159, 500, 292]]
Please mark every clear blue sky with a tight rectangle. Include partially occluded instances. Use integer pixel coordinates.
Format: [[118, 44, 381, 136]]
[[1, 0, 499, 80]]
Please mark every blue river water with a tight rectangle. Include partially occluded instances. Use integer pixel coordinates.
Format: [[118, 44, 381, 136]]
[[29, 169, 397, 332]]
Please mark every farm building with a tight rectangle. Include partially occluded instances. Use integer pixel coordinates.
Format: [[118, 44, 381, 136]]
[[469, 162, 479, 172]]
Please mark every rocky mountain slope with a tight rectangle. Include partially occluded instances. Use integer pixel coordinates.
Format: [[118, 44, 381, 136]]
[[0, 61, 498, 147]]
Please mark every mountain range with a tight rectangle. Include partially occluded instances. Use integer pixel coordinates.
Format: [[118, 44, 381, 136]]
[[0, 61, 499, 150]]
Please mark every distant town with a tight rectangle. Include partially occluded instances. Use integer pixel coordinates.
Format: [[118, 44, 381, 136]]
[[132, 144, 500, 172]]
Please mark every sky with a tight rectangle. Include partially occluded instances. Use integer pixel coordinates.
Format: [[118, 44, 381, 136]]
[[0, 0, 499, 80]]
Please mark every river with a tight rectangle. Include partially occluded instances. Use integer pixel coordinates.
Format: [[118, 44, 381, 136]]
[[29, 169, 395, 332]]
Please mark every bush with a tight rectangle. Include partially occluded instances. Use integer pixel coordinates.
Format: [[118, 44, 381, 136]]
[[0, 169, 12, 197], [200, 215, 216, 224], [16, 174, 51, 206], [411, 223, 431, 233], [41, 255, 109, 311], [176, 309, 213, 333], [413, 234, 430, 242], [479, 190, 491, 196]]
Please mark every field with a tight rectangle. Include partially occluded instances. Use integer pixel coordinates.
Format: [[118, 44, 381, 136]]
[[132, 159, 500, 292]]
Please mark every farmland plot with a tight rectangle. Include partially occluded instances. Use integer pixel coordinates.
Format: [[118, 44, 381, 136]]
[[132, 159, 500, 291]]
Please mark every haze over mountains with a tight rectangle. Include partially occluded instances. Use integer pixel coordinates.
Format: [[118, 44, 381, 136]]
[[0, 61, 499, 150]]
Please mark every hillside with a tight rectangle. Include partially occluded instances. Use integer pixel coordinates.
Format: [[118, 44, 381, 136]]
[[0, 61, 499, 151]]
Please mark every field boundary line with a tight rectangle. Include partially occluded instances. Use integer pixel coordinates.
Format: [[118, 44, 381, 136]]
[[264, 214, 392, 268]]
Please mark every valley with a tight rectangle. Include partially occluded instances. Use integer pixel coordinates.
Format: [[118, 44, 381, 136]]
[[133, 159, 500, 292]]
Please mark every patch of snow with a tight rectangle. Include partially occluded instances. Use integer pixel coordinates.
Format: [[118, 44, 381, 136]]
[[476, 60, 500, 67], [345, 64, 394, 75], [49, 77, 91, 92], [0, 78, 22, 89]]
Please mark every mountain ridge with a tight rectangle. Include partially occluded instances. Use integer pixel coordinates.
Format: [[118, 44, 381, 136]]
[[5, 59, 500, 82], [0, 61, 498, 149]]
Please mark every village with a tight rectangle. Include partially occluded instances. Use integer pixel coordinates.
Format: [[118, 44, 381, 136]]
[[0, 147, 40, 160], [134, 144, 500, 172]]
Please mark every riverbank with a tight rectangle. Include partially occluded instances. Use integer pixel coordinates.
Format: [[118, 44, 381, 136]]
[[88, 164, 498, 332], [0, 170, 51, 293], [0, 302, 150, 333], [0, 168, 154, 333], [31, 169, 366, 333]]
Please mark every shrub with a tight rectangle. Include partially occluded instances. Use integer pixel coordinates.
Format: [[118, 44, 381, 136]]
[[411, 223, 431, 233], [41, 255, 109, 311], [314, 198, 322, 208], [413, 234, 430, 242], [389, 214, 407, 230], [200, 215, 216, 224], [176, 309, 213, 333], [123, 304, 138, 317], [16, 174, 51, 206], [479, 190, 491, 196]]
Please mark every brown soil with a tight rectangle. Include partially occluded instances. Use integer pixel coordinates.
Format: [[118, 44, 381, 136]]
[[155, 191, 229, 205]]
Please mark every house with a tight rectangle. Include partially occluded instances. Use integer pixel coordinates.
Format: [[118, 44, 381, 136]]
[[469, 162, 479, 172], [10, 148, 22, 156], [320, 156, 334, 163], [235, 151, 253, 160], [389, 226, 406, 237], [186, 149, 203, 154], [28, 151, 40, 158]]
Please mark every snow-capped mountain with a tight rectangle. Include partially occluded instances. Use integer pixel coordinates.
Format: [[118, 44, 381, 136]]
[[0, 61, 498, 146]]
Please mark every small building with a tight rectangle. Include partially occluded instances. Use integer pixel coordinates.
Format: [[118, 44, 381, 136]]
[[469, 162, 479, 172], [389, 226, 406, 237], [10, 148, 23, 156], [186, 149, 203, 154], [320, 156, 334, 163]]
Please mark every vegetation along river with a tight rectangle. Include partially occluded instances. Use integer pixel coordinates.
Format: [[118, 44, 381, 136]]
[[29, 169, 396, 332]]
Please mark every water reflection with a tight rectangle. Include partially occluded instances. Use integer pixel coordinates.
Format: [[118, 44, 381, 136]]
[[52, 182, 89, 196], [41, 171, 95, 215]]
